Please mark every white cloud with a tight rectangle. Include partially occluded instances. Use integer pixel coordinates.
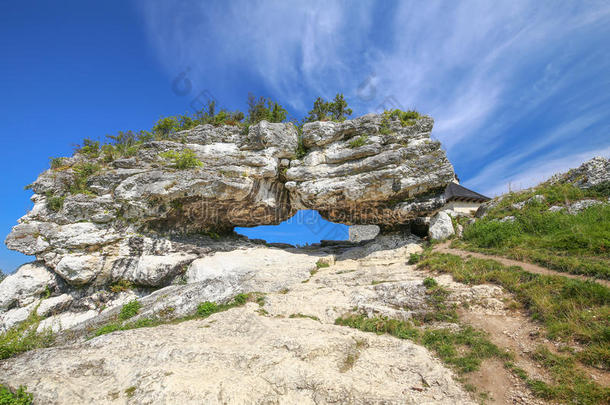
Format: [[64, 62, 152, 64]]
[[136, 0, 610, 195], [471, 146, 610, 197]]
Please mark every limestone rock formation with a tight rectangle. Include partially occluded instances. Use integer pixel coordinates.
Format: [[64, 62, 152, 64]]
[[549, 155, 609, 188], [3, 114, 453, 294], [1, 238, 497, 404]]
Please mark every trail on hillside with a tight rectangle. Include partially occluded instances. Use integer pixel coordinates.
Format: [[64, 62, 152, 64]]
[[433, 242, 610, 288]]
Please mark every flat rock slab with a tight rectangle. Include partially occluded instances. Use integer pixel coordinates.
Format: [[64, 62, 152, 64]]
[[0, 304, 473, 405]]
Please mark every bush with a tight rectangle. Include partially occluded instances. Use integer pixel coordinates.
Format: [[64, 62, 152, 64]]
[[49, 157, 66, 169], [196, 301, 218, 317], [119, 300, 141, 321], [383, 109, 422, 127], [45, 192, 65, 212], [247, 93, 287, 124], [304, 93, 353, 123], [0, 385, 33, 405], [348, 135, 368, 148], [77, 138, 100, 158], [159, 149, 202, 170], [422, 277, 438, 288], [152, 117, 180, 139]]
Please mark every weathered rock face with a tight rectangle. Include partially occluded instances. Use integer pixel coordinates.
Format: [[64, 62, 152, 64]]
[[1, 238, 498, 404], [287, 114, 454, 225], [4, 114, 453, 290], [550, 155, 609, 188]]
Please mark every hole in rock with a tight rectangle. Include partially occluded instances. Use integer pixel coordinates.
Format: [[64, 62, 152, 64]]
[[235, 210, 348, 247]]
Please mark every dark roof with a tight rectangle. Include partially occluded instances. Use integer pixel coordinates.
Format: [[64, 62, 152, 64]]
[[444, 182, 490, 203]]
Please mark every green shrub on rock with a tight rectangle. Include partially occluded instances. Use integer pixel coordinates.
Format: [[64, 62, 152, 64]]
[[159, 149, 202, 170], [119, 300, 141, 321], [0, 385, 33, 405]]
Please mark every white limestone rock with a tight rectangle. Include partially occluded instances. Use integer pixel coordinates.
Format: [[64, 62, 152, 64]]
[[36, 310, 98, 333], [348, 225, 380, 242], [0, 262, 56, 311], [36, 294, 73, 317], [428, 211, 455, 240]]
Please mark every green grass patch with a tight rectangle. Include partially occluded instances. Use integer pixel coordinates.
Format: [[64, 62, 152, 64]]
[[118, 300, 142, 321], [289, 313, 320, 321], [460, 182, 609, 279], [335, 314, 508, 374], [0, 385, 33, 405], [417, 252, 610, 370], [0, 310, 55, 360], [347, 135, 368, 148], [159, 148, 202, 169], [315, 259, 330, 269], [523, 346, 610, 404], [92, 293, 262, 338]]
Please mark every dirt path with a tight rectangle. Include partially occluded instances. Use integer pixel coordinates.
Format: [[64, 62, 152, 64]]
[[433, 242, 610, 288]]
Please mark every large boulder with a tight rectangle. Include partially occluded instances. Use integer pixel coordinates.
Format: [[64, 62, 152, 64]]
[[428, 211, 455, 240]]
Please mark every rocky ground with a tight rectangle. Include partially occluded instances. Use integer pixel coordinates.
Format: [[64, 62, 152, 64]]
[[0, 235, 550, 404]]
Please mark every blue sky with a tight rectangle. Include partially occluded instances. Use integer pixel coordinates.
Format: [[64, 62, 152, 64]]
[[1, 1, 609, 273]]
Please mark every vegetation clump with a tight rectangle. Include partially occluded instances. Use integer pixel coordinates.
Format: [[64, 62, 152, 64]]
[[109, 279, 134, 293], [382, 109, 422, 127], [457, 182, 610, 279], [335, 314, 507, 374], [304, 93, 353, 123], [0, 311, 54, 360], [92, 293, 262, 338], [49, 157, 67, 170], [45, 192, 65, 212], [68, 162, 100, 195], [348, 135, 368, 148], [118, 300, 142, 321], [0, 385, 33, 405], [159, 148, 203, 170], [315, 259, 330, 269]]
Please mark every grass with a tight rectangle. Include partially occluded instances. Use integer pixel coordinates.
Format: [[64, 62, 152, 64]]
[[109, 279, 134, 293], [315, 259, 330, 269], [118, 300, 141, 321], [159, 148, 203, 169], [45, 192, 65, 212], [289, 313, 320, 321], [0, 385, 33, 405], [459, 182, 610, 279], [335, 314, 508, 374], [417, 252, 610, 370], [68, 162, 100, 195], [347, 135, 368, 148], [92, 293, 261, 338], [416, 251, 610, 403], [0, 310, 55, 360]]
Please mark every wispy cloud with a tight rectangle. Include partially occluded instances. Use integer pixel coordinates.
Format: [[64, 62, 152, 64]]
[[136, 0, 610, 194]]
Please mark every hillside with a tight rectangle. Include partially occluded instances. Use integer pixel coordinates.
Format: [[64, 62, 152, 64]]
[[0, 113, 608, 404]]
